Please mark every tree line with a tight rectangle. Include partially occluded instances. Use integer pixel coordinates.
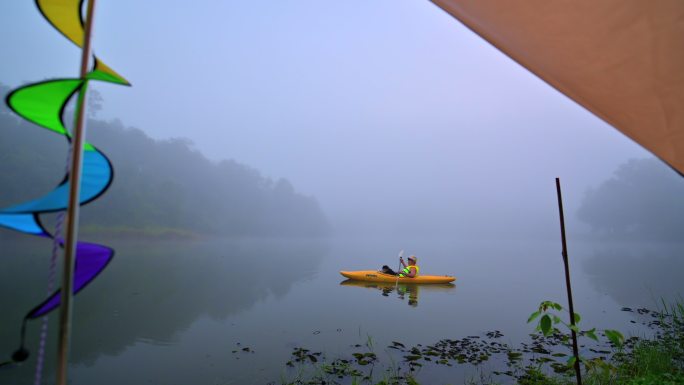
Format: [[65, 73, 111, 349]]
[[0, 84, 330, 237], [577, 157, 684, 240]]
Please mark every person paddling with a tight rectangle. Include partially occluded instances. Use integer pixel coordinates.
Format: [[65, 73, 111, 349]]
[[381, 255, 419, 278]]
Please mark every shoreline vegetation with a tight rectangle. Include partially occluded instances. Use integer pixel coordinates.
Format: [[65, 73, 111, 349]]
[[0, 225, 334, 241], [76, 225, 334, 241], [272, 302, 684, 385], [0, 84, 331, 240], [79, 225, 203, 240]]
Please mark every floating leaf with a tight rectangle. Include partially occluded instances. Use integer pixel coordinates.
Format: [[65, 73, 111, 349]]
[[507, 351, 523, 362], [551, 362, 572, 373]]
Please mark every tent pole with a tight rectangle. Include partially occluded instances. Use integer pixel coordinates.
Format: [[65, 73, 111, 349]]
[[56, 0, 97, 384], [555, 178, 582, 385]]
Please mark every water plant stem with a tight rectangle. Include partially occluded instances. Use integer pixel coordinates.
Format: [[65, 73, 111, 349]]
[[555, 177, 582, 385]]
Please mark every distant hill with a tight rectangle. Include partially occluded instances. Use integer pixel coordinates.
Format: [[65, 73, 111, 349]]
[[0, 84, 330, 238]]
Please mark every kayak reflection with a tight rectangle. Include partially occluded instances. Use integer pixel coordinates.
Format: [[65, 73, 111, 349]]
[[340, 279, 455, 307]]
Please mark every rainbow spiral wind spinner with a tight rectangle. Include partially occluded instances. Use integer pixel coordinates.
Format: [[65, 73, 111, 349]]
[[0, 0, 129, 363]]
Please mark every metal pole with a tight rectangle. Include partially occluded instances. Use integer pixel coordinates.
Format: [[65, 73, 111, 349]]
[[56, 0, 97, 384], [555, 178, 582, 385]]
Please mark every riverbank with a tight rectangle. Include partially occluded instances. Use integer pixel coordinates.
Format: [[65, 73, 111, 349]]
[[79, 225, 202, 240]]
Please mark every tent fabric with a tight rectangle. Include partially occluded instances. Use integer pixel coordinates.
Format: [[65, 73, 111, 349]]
[[431, 0, 684, 173]]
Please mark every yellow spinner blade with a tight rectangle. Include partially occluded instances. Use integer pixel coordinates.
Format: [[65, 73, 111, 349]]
[[37, 0, 130, 86], [36, 0, 84, 48], [89, 58, 131, 86]]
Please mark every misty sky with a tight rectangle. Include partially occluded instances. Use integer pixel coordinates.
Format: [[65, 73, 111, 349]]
[[0, 0, 652, 237]]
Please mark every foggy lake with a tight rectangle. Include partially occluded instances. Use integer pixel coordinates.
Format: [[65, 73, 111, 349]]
[[2, 235, 682, 384], [2, 0, 684, 383]]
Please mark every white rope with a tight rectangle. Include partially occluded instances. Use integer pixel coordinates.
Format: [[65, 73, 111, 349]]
[[34, 139, 72, 385]]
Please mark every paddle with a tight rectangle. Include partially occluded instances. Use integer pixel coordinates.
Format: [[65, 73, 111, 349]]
[[395, 250, 404, 290]]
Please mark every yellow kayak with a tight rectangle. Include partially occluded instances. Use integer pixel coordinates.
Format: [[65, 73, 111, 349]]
[[340, 279, 455, 290], [339, 270, 455, 284]]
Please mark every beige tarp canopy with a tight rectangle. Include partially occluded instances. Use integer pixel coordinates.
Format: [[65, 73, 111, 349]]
[[432, 0, 684, 174]]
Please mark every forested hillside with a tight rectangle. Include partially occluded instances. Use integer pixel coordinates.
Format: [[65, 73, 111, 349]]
[[577, 157, 684, 240], [0, 84, 330, 237]]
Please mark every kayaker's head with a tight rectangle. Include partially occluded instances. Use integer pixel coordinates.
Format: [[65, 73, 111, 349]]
[[408, 255, 417, 265]]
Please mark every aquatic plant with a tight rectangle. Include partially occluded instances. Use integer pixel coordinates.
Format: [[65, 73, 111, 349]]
[[273, 301, 683, 384], [528, 300, 624, 371]]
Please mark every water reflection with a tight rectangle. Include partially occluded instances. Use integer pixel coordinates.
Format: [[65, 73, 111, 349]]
[[0, 236, 327, 383], [339, 280, 455, 307], [581, 243, 684, 308]]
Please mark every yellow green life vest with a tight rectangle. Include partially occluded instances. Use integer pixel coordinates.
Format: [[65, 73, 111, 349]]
[[399, 265, 419, 277]]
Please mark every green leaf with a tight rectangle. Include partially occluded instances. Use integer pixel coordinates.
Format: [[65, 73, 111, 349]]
[[567, 356, 577, 368], [552, 302, 563, 311], [552, 315, 562, 324], [604, 329, 624, 347], [527, 310, 542, 323], [540, 315, 552, 336], [573, 312, 581, 324], [541, 300, 558, 311], [585, 328, 598, 342], [568, 324, 579, 333]]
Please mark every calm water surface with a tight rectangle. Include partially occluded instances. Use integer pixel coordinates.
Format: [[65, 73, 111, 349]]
[[1, 235, 683, 384]]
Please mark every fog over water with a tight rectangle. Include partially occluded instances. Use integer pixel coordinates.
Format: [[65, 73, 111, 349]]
[[2, 235, 683, 385], [4, 2, 684, 384], [0, 0, 657, 241]]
